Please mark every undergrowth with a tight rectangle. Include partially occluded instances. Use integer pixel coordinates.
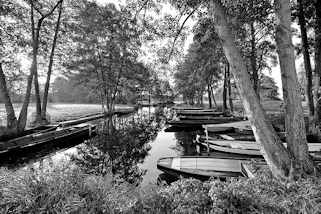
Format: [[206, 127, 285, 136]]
[[1, 165, 321, 214]]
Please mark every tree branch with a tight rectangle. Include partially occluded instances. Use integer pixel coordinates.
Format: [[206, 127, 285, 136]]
[[32, 0, 63, 21], [167, 7, 198, 62], [134, 0, 150, 20]]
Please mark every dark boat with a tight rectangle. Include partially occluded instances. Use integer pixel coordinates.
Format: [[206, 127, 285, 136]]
[[157, 156, 250, 180], [0, 125, 59, 141], [0, 123, 96, 156], [176, 110, 225, 117]]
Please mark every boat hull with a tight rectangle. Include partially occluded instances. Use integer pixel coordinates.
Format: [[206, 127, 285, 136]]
[[157, 156, 246, 181]]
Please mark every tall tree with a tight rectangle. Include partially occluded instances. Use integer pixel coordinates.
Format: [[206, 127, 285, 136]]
[[41, 0, 63, 121], [209, 0, 305, 179], [274, 0, 315, 175], [18, 0, 62, 129], [297, 0, 314, 116], [315, 0, 321, 126]]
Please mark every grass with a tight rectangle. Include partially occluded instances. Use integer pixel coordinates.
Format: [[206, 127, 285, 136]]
[[0, 103, 134, 127], [1, 163, 321, 214]]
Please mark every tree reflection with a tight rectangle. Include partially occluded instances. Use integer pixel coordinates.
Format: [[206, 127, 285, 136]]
[[71, 108, 165, 185], [173, 131, 202, 156]]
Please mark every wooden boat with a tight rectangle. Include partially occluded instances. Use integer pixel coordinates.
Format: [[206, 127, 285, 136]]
[[172, 106, 203, 110], [0, 124, 96, 155], [179, 115, 244, 121], [199, 142, 262, 156], [59, 109, 134, 127], [167, 117, 244, 127], [0, 125, 59, 141], [197, 134, 255, 142], [200, 140, 321, 156], [176, 110, 225, 116], [157, 156, 250, 180], [203, 121, 252, 133]]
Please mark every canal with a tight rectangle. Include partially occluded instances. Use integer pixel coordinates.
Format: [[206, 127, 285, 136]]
[[0, 107, 205, 187]]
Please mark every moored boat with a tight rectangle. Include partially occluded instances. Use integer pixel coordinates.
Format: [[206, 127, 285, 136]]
[[203, 121, 252, 133], [199, 140, 321, 156], [167, 117, 244, 127], [0, 123, 96, 155], [157, 156, 251, 180]]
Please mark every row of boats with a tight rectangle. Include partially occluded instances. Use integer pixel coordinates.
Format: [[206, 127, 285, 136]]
[[157, 107, 321, 180], [0, 109, 135, 159]]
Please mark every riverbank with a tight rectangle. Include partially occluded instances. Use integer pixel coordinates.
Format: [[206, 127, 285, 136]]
[[0, 103, 135, 127]]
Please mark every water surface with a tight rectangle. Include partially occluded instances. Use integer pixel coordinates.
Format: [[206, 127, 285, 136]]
[[0, 106, 204, 186]]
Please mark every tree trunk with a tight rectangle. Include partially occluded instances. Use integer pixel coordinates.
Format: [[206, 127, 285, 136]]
[[32, 15, 45, 125], [17, 3, 37, 131], [210, 85, 217, 107], [227, 63, 233, 112], [34, 66, 41, 117], [0, 63, 17, 128], [210, 0, 292, 179], [250, 21, 259, 99], [298, 0, 314, 117], [41, 0, 63, 121], [274, 0, 315, 176], [222, 64, 228, 112], [208, 84, 212, 108], [314, 0, 321, 125]]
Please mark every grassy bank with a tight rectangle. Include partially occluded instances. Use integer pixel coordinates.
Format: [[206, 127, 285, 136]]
[[1, 163, 320, 214], [0, 103, 134, 127]]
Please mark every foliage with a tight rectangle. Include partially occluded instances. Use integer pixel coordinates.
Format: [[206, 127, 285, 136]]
[[0, 166, 137, 213], [174, 18, 223, 104], [1, 165, 321, 214], [51, 76, 100, 103], [259, 75, 280, 100], [68, 1, 150, 111], [133, 179, 212, 214]]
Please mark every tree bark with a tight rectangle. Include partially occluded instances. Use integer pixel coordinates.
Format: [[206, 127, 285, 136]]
[[274, 0, 315, 176], [208, 84, 212, 108], [0, 63, 17, 128], [227, 63, 233, 112], [211, 0, 293, 179], [298, 0, 314, 116], [314, 0, 321, 124], [41, 0, 63, 121], [250, 21, 259, 99], [222, 64, 228, 112]]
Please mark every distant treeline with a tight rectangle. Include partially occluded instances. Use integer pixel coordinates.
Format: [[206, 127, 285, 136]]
[[0, 77, 100, 104]]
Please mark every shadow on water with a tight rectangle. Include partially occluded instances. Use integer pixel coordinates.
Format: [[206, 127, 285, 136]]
[[71, 108, 165, 185]]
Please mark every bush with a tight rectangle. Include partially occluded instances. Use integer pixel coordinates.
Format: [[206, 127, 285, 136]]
[[208, 168, 321, 214], [1, 165, 321, 214], [132, 179, 212, 214], [0, 165, 137, 214]]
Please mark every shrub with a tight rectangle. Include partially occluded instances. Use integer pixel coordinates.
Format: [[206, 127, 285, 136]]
[[132, 179, 212, 214], [208, 168, 321, 214], [0, 165, 137, 214], [1, 164, 321, 214]]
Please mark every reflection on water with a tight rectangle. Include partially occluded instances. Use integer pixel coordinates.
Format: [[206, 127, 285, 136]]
[[1, 107, 205, 186]]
